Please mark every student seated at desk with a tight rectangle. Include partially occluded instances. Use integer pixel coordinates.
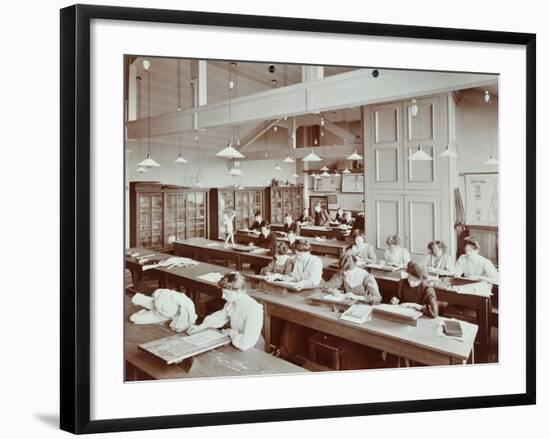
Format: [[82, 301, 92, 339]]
[[384, 234, 411, 267], [454, 237, 499, 283], [348, 232, 377, 264], [274, 239, 323, 290], [313, 202, 331, 227], [297, 208, 313, 226], [256, 222, 278, 255], [335, 207, 345, 223], [249, 211, 264, 231], [340, 211, 355, 227], [391, 262, 439, 318], [324, 253, 382, 304], [188, 272, 264, 351], [424, 240, 454, 273], [260, 242, 294, 276], [282, 212, 300, 236], [352, 212, 365, 234]]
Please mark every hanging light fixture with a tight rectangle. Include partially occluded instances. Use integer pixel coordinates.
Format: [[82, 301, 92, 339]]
[[410, 98, 419, 117], [333, 170, 340, 177], [138, 59, 161, 168], [274, 163, 282, 171], [176, 59, 182, 111], [409, 145, 433, 161], [174, 135, 188, 163], [321, 170, 330, 177], [342, 168, 351, 174], [483, 90, 498, 165], [283, 155, 295, 163], [216, 63, 245, 160], [347, 150, 363, 160], [291, 172, 299, 179], [320, 165, 329, 172], [135, 76, 147, 174], [194, 132, 202, 187], [439, 143, 458, 158], [303, 149, 322, 162]]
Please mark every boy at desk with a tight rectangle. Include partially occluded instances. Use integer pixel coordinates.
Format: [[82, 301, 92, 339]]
[[454, 237, 499, 283], [272, 239, 323, 290], [282, 212, 300, 236], [260, 241, 294, 276], [249, 211, 264, 231], [188, 272, 264, 351], [256, 222, 278, 254], [390, 261, 439, 318], [323, 253, 382, 304]]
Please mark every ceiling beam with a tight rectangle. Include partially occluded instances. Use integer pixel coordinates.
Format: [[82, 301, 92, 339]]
[[323, 120, 356, 143], [127, 69, 497, 140], [239, 120, 280, 151]]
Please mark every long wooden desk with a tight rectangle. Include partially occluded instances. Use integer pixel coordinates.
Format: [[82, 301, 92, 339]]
[[173, 238, 339, 274], [234, 231, 349, 257], [247, 287, 477, 366], [270, 224, 351, 240], [125, 295, 305, 380], [130, 257, 477, 367]]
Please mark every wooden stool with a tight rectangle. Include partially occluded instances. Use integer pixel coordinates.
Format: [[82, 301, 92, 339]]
[[307, 332, 351, 371]]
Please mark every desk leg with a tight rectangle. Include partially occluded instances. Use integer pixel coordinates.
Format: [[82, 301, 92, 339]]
[[477, 299, 490, 362], [263, 308, 271, 353]]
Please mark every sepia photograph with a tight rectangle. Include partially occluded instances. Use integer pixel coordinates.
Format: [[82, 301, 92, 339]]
[[123, 56, 500, 381]]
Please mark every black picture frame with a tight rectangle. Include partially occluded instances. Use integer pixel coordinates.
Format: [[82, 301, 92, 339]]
[[60, 4, 536, 434]]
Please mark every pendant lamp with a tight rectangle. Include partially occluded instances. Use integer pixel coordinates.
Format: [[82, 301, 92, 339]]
[[138, 59, 161, 168]]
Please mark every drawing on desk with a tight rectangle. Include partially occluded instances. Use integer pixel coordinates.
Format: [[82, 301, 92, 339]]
[[372, 304, 423, 326], [197, 272, 224, 283], [139, 331, 231, 365], [453, 281, 492, 297], [340, 304, 373, 324]]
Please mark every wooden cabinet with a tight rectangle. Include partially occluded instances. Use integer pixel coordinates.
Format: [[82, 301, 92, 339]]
[[209, 188, 264, 240], [265, 186, 304, 224], [129, 182, 208, 251]]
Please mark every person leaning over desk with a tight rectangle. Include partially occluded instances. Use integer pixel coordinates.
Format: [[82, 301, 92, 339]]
[[391, 261, 439, 318], [297, 208, 313, 226], [249, 211, 264, 231], [455, 237, 499, 283], [282, 212, 300, 235], [256, 221, 278, 255], [348, 232, 377, 264], [188, 272, 264, 351], [324, 253, 382, 304], [384, 234, 411, 267], [424, 240, 455, 273], [260, 241, 294, 276], [273, 238, 323, 290]]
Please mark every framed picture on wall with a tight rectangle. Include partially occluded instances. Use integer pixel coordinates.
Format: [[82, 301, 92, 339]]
[[464, 172, 499, 226], [60, 4, 535, 434]]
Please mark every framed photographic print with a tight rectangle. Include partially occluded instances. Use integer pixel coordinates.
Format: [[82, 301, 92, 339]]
[[60, 4, 536, 434]]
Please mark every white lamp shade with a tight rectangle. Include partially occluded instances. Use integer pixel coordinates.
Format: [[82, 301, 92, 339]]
[[320, 165, 329, 172], [274, 164, 282, 171], [410, 98, 419, 117], [142, 59, 151, 70], [408, 146, 433, 161], [302, 149, 322, 162], [439, 146, 458, 158], [346, 150, 363, 160], [228, 167, 242, 176], [138, 154, 161, 167], [175, 154, 188, 163], [321, 171, 330, 177], [136, 166, 148, 173], [342, 168, 351, 174], [216, 145, 245, 159], [291, 173, 299, 179], [283, 155, 295, 163], [265, 179, 272, 186], [484, 156, 498, 165], [194, 181, 202, 188], [315, 174, 322, 179], [333, 170, 340, 177]]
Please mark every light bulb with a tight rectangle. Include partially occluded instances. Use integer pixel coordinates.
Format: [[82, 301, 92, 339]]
[[142, 59, 151, 71], [484, 90, 491, 103], [411, 98, 419, 117], [274, 126, 278, 132], [320, 117, 325, 127]]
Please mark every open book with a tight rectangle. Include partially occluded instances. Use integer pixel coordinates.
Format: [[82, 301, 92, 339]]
[[372, 304, 423, 326], [340, 304, 373, 324]]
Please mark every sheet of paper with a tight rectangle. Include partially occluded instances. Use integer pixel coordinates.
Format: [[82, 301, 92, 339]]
[[185, 329, 227, 346], [323, 293, 346, 302], [206, 242, 221, 247], [453, 281, 492, 297], [197, 272, 224, 283]]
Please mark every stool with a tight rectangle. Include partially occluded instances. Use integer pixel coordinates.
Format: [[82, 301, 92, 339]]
[[307, 332, 351, 371]]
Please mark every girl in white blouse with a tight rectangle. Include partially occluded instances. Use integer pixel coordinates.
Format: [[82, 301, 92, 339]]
[[455, 237, 499, 283], [188, 272, 264, 351], [384, 235, 411, 267], [424, 240, 455, 273], [349, 232, 377, 264]]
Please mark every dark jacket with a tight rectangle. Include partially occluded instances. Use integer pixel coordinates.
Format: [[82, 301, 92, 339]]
[[257, 231, 278, 254], [313, 209, 331, 226], [249, 220, 263, 231], [397, 281, 439, 318], [298, 214, 313, 225], [283, 221, 300, 235]]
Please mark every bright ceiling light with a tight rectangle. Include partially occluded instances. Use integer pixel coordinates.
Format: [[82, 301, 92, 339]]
[[274, 163, 282, 171], [291, 172, 299, 179], [439, 145, 458, 158], [320, 165, 329, 172], [283, 155, 295, 163], [138, 153, 161, 167], [410, 98, 419, 117], [302, 149, 322, 162], [347, 150, 363, 161], [408, 145, 433, 161], [136, 166, 148, 173], [175, 153, 188, 164], [216, 143, 245, 159], [484, 156, 498, 165], [342, 168, 351, 174], [321, 171, 330, 177]]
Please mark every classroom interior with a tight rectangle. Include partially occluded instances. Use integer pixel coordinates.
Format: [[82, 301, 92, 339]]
[[124, 56, 500, 380]]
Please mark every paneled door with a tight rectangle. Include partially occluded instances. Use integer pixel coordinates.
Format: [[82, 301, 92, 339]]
[[403, 96, 440, 190], [367, 102, 403, 189], [404, 195, 441, 261], [369, 194, 404, 255]]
